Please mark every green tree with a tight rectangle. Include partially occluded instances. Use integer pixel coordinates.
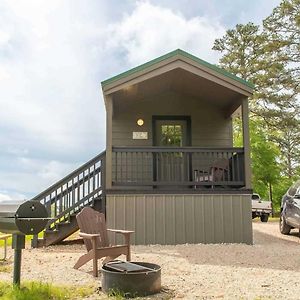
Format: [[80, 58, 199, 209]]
[[250, 121, 280, 205], [271, 120, 300, 178], [234, 119, 280, 205], [263, 0, 300, 79], [263, 0, 300, 176], [213, 15, 300, 205], [213, 22, 298, 126], [213, 23, 265, 83]]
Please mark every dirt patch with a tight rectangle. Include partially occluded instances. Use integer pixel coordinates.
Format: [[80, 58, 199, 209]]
[[0, 222, 300, 299]]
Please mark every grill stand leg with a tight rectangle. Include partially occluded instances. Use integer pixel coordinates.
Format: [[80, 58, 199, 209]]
[[4, 238, 7, 260], [31, 234, 38, 248], [12, 234, 25, 287]]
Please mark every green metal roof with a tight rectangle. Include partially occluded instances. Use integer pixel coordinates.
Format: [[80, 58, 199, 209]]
[[101, 49, 254, 89]]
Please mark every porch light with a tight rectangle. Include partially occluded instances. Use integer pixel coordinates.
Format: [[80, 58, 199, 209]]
[[137, 118, 144, 126]]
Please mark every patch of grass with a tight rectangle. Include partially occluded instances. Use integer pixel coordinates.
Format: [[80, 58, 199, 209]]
[[268, 217, 280, 222], [106, 286, 175, 299], [0, 281, 94, 300], [107, 288, 132, 299], [0, 233, 44, 248]]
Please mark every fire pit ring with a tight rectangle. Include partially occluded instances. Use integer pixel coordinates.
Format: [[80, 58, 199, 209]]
[[101, 261, 161, 297]]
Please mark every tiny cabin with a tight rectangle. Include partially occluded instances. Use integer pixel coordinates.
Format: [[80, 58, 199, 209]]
[[102, 49, 253, 245]]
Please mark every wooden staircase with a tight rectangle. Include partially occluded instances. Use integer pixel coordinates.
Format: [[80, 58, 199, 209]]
[[31, 151, 106, 247]]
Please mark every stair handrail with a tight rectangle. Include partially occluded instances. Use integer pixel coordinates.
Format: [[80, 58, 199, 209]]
[[31, 151, 106, 201], [31, 150, 106, 247]]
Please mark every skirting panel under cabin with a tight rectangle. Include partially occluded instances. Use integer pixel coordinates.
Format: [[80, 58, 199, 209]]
[[106, 194, 253, 245]]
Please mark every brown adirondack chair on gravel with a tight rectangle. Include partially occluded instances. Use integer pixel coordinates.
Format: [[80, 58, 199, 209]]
[[73, 206, 134, 277]]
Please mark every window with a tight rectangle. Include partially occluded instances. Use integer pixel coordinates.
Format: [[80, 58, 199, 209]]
[[160, 125, 182, 147], [251, 194, 260, 200], [288, 180, 300, 197]]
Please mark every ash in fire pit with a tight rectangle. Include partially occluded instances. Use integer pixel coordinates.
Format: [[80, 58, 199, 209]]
[[101, 261, 161, 297]]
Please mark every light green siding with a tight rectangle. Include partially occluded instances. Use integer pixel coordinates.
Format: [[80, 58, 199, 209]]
[[106, 193, 253, 245]]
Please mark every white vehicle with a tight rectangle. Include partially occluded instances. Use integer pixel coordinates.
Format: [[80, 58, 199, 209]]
[[251, 193, 272, 222]]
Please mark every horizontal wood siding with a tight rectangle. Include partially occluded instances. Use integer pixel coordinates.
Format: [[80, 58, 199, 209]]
[[111, 91, 234, 182], [106, 194, 253, 245], [112, 91, 233, 148]]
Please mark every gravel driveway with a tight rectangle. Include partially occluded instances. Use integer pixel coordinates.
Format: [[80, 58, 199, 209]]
[[1, 221, 300, 299]]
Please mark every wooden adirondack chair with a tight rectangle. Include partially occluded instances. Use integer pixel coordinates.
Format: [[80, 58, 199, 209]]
[[74, 206, 134, 277]]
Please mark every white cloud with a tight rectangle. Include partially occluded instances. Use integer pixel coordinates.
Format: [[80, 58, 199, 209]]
[[105, 1, 225, 66], [0, 0, 106, 150], [0, 157, 80, 197], [0, 31, 10, 47], [0, 0, 227, 199], [0, 193, 12, 201], [0, 191, 26, 201], [0, 1, 109, 199], [0, 66, 10, 80]]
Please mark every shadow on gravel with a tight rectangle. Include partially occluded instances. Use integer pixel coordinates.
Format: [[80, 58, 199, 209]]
[[134, 225, 300, 271], [254, 228, 300, 246], [57, 238, 84, 245]]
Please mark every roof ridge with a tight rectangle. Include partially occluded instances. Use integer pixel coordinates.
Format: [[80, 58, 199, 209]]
[[101, 49, 254, 89]]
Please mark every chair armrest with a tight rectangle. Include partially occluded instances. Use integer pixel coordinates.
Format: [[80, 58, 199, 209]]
[[213, 167, 228, 171], [194, 169, 208, 173], [79, 232, 100, 239], [107, 229, 134, 248], [107, 229, 134, 235]]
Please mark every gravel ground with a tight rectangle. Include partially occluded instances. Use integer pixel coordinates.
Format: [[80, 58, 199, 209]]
[[1, 221, 300, 299]]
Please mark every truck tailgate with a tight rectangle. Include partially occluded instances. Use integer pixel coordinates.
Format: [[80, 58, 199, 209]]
[[252, 200, 272, 212]]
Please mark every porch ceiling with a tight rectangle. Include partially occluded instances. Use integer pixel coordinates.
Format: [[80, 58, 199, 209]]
[[112, 68, 244, 110]]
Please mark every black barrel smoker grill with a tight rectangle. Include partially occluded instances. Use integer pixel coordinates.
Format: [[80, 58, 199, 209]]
[[0, 200, 48, 286]]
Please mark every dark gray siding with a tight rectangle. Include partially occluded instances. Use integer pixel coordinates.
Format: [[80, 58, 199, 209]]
[[112, 91, 233, 147]]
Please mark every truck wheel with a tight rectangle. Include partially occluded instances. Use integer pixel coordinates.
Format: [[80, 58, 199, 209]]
[[280, 213, 291, 235], [260, 214, 269, 222]]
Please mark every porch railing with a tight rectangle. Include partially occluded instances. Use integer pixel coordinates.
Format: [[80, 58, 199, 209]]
[[112, 147, 245, 189]]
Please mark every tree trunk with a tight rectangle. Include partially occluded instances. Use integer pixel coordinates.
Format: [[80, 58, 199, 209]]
[[269, 182, 274, 217]]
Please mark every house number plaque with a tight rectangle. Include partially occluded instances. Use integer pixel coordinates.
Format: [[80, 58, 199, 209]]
[[133, 132, 148, 139]]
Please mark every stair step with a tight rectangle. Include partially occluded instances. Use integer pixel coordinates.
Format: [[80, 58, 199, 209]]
[[44, 219, 79, 247], [56, 222, 71, 228], [35, 238, 45, 248], [45, 229, 58, 234], [37, 194, 103, 247]]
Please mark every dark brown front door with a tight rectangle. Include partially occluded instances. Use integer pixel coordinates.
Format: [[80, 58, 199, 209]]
[[153, 117, 190, 183]]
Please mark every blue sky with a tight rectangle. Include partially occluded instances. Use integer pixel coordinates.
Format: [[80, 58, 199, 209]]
[[0, 0, 281, 200]]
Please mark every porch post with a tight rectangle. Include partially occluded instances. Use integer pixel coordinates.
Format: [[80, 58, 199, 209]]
[[105, 95, 113, 190], [241, 97, 251, 189]]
